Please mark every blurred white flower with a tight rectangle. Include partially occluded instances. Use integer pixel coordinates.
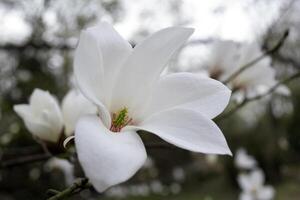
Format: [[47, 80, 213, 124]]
[[62, 89, 97, 136], [171, 40, 283, 101], [74, 22, 232, 192], [203, 40, 277, 97], [129, 184, 150, 197], [14, 88, 96, 143], [106, 186, 129, 198], [235, 148, 257, 170], [172, 167, 185, 182], [14, 89, 63, 143], [45, 157, 75, 185], [150, 180, 164, 194], [238, 169, 275, 200], [234, 86, 292, 127], [0, 8, 32, 44], [200, 40, 239, 80]]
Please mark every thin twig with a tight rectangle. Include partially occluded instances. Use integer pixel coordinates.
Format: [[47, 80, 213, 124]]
[[0, 145, 43, 156], [217, 71, 300, 121], [0, 153, 51, 169], [46, 189, 61, 196], [47, 178, 90, 200], [0, 142, 178, 169], [223, 30, 289, 84], [0, 42, 72, 51]]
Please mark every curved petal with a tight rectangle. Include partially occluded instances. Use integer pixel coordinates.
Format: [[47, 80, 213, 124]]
[[30, 89, 63, 139], [138, 73, 231, 121], [13, 104, 32, 119], [30, 89, 62, 121], [111, 27, 194, 114], [62, 90, 97, 136], [239, 192, 253, 200], [251, 169, 265, 188], [74, 22, 132, 108], [129, 108, 231, 155], [75, 115, 147, 192], [238, 173, 253, 192], [14, 105, 60, 143], [14, 89, 64, 143], [234, 148, 257, 170], [257, 186, 275, 200]]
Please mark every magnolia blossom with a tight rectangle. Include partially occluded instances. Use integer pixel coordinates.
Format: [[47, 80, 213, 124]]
[[238, 169, 275, 200], [14, 88, 96, 143], [73, 22, 232, 192], [194, 40, 292, 125], [14, 89, 64, 143], [201, 40, 277, 97], [235, 148, 257, 170]]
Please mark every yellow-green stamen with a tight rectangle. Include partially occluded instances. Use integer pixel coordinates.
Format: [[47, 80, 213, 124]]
[[110, 107, 132, 132]]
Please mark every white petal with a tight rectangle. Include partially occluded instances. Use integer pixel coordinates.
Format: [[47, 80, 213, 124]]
[[138, 72, 231, 121], [238, 173, 253, 192], [14, 89, 63, 143], [111, 27, 194, 114], [62, 90, 97, 136], [238, 169, 265, 193], [13, 104, 32, 120], [234, 148, 257, 170], [251, 169, 265, 188], [31, 89, 63, 138], [131, 108, 231, 155], [257, 186, 275, 200], [239, 192, 254, 200], [75, 115, 147, 192], [14, 105, 59, 143], [74, 22, 132, 108], [30, 89, 62, 119], [229, 43, 275, 89], [205, 40, 240, 79], [275, 85, 291, 96], [74, 30, 103, 106]]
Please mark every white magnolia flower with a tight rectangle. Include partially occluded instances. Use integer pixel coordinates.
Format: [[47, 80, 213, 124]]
[[238, 169, 275, 200], [202, 40, 277, 96], [74, 22, 232, 192], [62, 89, 97, 136], [235, 148, 257, 170], [14, 88, 96, 143], [14, 89, 64, 143]]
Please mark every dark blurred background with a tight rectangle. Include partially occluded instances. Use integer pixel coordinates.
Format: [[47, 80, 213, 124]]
[[0, 0, 300, 199]]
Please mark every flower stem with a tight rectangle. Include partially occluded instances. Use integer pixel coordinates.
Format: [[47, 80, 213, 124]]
[[47, 178, 90, 200], [223, 30, 289, 84], [217, 71, 300, 121]]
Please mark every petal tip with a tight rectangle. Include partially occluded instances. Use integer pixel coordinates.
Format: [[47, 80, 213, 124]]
[[227, 150, 233, 156], [13, 104, 29, 118], [185, 27, 195, 34], [178, 27, 194, 37], [13, 104, 21, 112]]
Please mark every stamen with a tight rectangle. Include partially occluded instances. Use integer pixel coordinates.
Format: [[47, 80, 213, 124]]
[[110, 107, 132, 132]]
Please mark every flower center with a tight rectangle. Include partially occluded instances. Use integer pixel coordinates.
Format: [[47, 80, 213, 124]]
[[110, 107, 132, 132], [210, 67, 223, 80]]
